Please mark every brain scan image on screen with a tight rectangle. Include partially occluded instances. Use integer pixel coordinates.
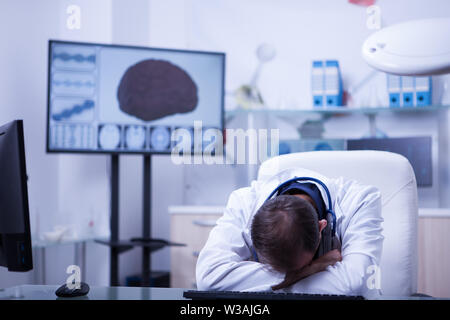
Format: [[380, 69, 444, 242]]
[[150, 126, 171, 151], [125, 125, 146, 150], [47, 41, 224, 154], [117, 59, 198, 121], [98, 124, 121, 150]]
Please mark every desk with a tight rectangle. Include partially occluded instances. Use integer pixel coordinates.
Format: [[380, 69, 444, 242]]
[[0, 285, 447, 300], [0, 285, 186, 300]]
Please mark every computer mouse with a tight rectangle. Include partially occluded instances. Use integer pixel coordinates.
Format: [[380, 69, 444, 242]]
[[55, 282, 90, 298]]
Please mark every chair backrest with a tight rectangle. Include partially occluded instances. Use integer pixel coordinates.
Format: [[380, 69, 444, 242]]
[[258, 150, 418, 296]]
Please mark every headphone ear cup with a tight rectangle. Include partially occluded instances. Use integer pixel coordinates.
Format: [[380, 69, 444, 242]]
[[315, 238, 324, 260], [327, 209, 337, 237], [315, 212, 333, 259]]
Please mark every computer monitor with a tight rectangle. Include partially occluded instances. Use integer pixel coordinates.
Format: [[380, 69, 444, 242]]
[[46, 40, 225, 154], [278, 139, 346, 155], [0, 120, 33, 271], [347, 136, 432, 187]]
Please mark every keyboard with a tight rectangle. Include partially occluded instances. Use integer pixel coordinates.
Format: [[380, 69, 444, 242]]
[[183, 290, 365, 300]]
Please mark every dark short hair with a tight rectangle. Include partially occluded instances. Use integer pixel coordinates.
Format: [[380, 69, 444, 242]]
[[251, 195, 319, 273]]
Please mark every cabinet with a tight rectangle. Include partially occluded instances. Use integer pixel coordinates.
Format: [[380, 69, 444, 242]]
[[418, 213, 450, 298], [169, 206, 223, 289]]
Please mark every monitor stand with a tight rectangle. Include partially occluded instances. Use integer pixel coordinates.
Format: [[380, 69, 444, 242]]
[[141, 154, 152, 287], [96, 154, 182, 287]]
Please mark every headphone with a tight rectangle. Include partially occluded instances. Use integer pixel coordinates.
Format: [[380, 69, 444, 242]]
[[252, 176, 336, 263], [265, 176, 336, 236]]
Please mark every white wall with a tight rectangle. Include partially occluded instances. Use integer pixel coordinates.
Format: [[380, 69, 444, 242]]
[[186, 0, 450, 108], [0, 0, 61, 288], [50, 0, 112, 287], [0, 0, 113, 287]]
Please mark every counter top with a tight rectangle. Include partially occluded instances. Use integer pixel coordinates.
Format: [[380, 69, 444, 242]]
[[168, 205, 225, 215], [169, 205, 450, 218]]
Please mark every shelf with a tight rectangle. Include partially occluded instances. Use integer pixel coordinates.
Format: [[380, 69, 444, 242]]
[[95, 238, 186, 254], [225, 105, 450, 118], [168, 205, 225, 215], [32, 236, 108, 248], [419, 208, 450, 218]]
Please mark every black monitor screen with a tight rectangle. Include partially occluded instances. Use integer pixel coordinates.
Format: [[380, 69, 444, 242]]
[[347, 136, 432, 187], [46, 40, 225, 154], [0, 121, 27, 233], [0, 120, 33, 271]]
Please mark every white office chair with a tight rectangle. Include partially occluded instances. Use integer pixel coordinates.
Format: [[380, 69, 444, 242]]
[[257, 150, 418, 296]]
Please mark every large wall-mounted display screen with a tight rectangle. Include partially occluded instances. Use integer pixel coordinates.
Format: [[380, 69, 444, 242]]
[[46, 40, 225, 154]]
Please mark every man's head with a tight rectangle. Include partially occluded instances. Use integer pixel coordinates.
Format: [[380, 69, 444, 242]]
[[251, 194, 327, 273]]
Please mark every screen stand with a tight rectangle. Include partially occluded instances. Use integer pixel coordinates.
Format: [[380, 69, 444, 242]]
[[101, 154, 181, 287], [141, 154, 152, 287], [110, 154, 120, 286]]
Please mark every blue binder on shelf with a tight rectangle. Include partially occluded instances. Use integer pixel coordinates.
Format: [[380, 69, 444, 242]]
[[311, 60, 343, 107], [401, 76, 415, 107], [415, 77, 432, 106], [387, 75, 401, 107], [312, 61, 325, 107], [387, 75, 432, 107]]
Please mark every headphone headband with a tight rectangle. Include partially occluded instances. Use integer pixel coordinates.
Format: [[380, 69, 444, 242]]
[[266, 176, 336, 236]]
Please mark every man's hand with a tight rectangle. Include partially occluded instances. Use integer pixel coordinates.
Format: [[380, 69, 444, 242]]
[[271, 249, 342, 291]]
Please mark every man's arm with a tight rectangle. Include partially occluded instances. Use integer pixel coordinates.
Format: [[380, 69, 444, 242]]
[[272, 249, 343, 291], [283, 179, 384, 296], [196, 186, 284, 291]]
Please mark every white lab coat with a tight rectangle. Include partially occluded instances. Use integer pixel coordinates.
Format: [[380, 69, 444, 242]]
[[196, 167, 384, 297]]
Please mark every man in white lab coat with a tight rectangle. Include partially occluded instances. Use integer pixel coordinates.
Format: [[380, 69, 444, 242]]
[[196, 167, 384, 297]]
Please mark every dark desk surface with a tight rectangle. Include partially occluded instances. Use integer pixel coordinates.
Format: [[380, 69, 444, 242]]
[[0, 285, 187, 300], [0, 285, 447, 300]]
